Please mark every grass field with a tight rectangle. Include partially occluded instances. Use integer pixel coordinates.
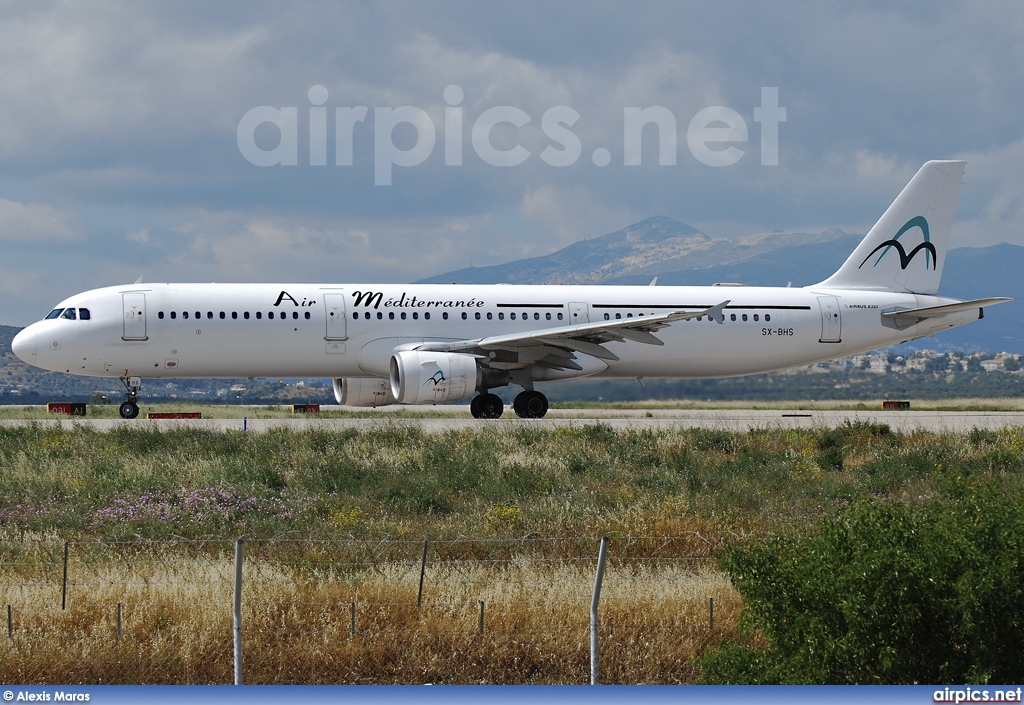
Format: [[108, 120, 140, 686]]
[[1, 420, 1022, 682], [6, 396, 1024, 420]]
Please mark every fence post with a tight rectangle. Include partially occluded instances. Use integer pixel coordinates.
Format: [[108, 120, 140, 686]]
[[417, 540, 428, 607], [590, 535, 610, 686], [709, 597, 714, 631], [117, 603, 122, 639], [7, 605, 11, 638], [479, 601, 485, 635], [233, 538, 244, 685], [350, 602, 356, 636], [61, 541, 69, 610]]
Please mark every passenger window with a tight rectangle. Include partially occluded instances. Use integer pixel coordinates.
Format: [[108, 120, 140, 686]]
[[765, 314, 771, 322], [364, 312, 371, 319], [487, 312, 492, 320], [207, 312, 213, 319], [293, 312, 299, 320], [742, 314, 748, 321], [61, 308, 77, 320], [475, 312, 480, 320], [753, 314, 759, 322], [604, 313, 610, 320], [510, 313, 516, 320], [268, 312, 274, 319], [557, 313, 563, 320], [546, 313, 551, 320], [256, 312, 262, 319], [352, 312, 358, 320], [401, 312, 407, 320], [244, 312, 250, 320], [424, 312, 430, 320], [461, 312, 466, 320], [615, 313, 621, 320], [232, 312, 238, 319], [183, 311, 189, 319], [498, 312, 504, 320], [696, 316, 702, 321], [377, 312, 383, 320], [534, 313, 540, 320], [389, 312, 395, 320], [413, 312, 419, 320], [170, 311, 177, 320], [45, 309, 64, 320], [730, 314, 736, 321], [220, 312, 226, 319], [627, 313, 633, 318], [304, 312, 310, 319], [158, 311, 165, 320], [79, 308, 91, 320], [195, 312, 200, 319]]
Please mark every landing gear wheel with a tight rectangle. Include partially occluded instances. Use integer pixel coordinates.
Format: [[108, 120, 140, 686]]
[[119, 375, 143, 420], [470, 393, 504, 419], [513, 390, 548, 419], [119, 401, 140, 419]]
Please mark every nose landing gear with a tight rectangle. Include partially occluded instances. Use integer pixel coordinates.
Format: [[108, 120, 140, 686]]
[[119, 375, 142, 419]]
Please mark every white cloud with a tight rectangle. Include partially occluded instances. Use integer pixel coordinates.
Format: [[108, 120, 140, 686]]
[[0, 199, 78, 242]]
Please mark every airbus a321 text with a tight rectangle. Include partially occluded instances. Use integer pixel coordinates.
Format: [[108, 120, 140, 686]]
[[11, 160, 1011, 419]]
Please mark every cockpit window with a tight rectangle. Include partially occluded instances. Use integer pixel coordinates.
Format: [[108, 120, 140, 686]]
[[60, 308, 77, 320], [45, 309, 64, 320], [79, 308, 91, 320]]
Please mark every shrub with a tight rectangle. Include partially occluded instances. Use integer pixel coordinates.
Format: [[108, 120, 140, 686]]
[[700, 475, 1024, 684]]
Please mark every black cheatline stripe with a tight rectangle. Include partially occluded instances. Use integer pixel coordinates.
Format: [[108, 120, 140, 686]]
[[496, 303, 565, 308], [592, 304, 811, 310]]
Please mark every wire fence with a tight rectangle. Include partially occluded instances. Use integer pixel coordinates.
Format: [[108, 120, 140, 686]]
[[0, 535, 743, 684]]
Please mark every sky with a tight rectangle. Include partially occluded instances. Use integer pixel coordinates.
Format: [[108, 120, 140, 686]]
[[1, 1, 1023, 325]]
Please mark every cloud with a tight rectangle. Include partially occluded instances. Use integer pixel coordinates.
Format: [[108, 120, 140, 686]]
[[3, 1, 1024, 325], [0, 199, 78, 242]]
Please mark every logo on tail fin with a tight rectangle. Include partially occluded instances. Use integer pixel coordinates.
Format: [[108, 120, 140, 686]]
[[858, 216, 937, 271]]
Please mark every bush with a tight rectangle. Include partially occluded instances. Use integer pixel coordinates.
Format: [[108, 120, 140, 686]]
[[700, 475, 1024, 684]]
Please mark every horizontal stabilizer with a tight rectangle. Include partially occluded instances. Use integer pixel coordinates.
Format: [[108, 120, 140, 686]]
[[882, 297, 1012, 328]]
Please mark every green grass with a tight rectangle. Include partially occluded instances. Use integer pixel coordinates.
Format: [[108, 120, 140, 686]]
[[2, 421, 1023, 544]]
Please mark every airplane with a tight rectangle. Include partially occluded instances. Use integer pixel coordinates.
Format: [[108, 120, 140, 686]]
[[11, 160, 1011, 420]]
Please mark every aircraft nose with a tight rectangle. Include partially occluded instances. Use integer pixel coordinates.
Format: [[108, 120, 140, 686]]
[[11, 328, 37, 364]]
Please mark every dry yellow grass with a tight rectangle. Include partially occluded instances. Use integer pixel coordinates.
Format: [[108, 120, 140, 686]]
[[0, 538, 739, 684]]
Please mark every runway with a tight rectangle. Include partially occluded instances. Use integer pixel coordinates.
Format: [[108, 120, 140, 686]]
[[5, 407, 1024, 433]]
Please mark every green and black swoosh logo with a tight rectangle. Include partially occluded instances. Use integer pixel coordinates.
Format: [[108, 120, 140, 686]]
[[859, 216, 936, 270]]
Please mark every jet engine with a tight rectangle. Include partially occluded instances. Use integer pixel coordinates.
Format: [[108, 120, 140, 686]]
[[333, 377, 397, 407], [389, 350, 508, 404]]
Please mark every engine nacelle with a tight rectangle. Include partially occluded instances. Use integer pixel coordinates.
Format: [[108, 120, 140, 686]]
[[389, 351, 508, 404], [333, 377, 397, 407]]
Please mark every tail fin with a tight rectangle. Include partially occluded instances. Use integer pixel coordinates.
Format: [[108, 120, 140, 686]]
[[815, 160, 966, 295]]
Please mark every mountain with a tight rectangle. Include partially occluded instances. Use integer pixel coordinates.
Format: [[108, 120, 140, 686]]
[[418, 216, 863, 287], [418, 216, 1024, 353]]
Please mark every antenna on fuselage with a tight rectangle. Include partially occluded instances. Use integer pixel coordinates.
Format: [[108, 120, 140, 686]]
[[134, 275, 143, 284]]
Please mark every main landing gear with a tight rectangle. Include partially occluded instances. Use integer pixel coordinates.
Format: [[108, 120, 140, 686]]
[[468, 390, 550, 418], [512, 390, 548, 419], [470, 392, 504, 419], [119, 375, 142, 419]]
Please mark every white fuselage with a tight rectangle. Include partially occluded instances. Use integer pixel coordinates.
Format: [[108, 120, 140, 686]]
[[12, 282, 976, 382]]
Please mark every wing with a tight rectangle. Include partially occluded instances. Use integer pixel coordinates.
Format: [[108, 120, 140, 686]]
[[415, 300, 730, 371]]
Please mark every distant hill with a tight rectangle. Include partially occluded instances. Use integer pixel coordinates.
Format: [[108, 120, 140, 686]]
[[419, 216, 1024, 353], [417, 216, 859, 286]]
